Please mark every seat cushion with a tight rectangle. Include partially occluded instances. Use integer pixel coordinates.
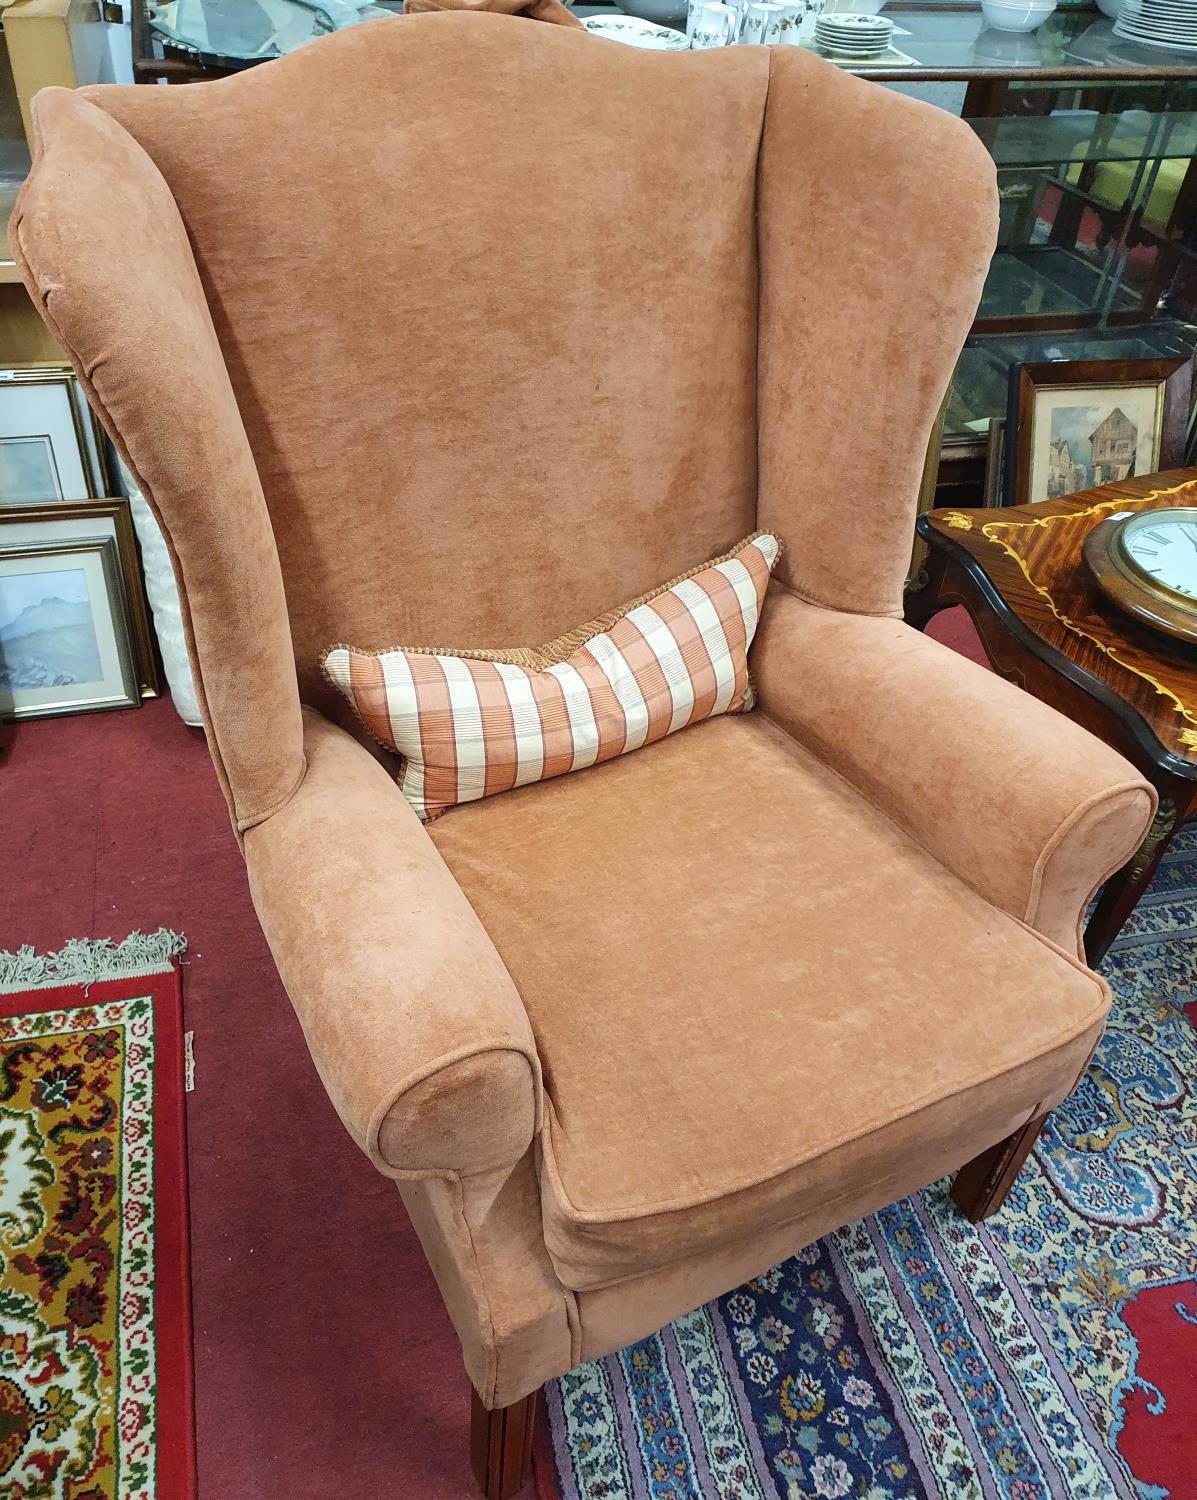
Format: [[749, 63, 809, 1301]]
[[427, 713, 1109, 1291]]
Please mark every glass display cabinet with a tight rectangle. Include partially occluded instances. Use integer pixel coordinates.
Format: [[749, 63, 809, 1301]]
[[828, 8, 1197, 502], [949, 73, 1197, 487]]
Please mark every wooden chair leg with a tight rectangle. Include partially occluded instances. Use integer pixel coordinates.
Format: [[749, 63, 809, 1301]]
[[950, 1111, 1049, 1223], [470, 1386, 539, 1500]]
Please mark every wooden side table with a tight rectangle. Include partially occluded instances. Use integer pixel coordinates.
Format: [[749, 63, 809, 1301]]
[[905, 467, 1197, 965]]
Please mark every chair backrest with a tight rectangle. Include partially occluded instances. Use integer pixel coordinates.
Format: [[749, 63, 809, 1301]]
[[11, 16, 996, 830]]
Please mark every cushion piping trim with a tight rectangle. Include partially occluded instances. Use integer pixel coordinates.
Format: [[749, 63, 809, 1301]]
[[537, 999, 1104, 1228], [318, 528, 783, 676], [1024, 781, 1157, 937], [569, 1099, 1057, 1302], [364, 1039, 543, 1179]]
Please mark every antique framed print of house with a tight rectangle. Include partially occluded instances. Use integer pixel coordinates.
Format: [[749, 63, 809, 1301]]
[[1007, 357, 1192, 506]]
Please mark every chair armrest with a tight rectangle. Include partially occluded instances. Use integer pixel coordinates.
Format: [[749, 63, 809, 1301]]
[[243, 707, 541, 1180], [752, 590, 1156, 957]]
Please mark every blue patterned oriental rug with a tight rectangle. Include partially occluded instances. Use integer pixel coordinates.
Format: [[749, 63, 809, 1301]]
[[544, 819, 1197, 1500]]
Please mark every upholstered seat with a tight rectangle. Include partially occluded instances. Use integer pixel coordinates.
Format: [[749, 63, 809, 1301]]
[[430, 710, 1108, 1291], [12, 12, 1158, 1494]]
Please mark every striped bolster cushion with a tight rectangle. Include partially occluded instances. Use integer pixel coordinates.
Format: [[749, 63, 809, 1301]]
[[321, 530, 781, 821]]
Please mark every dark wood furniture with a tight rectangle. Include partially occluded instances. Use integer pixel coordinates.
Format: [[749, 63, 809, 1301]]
[[470, 1388, 538, 1500], [906, 467, 1197, 964]]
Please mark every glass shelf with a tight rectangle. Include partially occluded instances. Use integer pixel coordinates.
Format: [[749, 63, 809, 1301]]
[[841, 8, 1197, 81], [572, 7, 1197, 81], [973, 107, 1197, 167], [146, 0, 391, 65]]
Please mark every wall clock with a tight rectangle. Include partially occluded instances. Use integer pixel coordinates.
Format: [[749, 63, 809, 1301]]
[[1083, 507, 1197, 647]]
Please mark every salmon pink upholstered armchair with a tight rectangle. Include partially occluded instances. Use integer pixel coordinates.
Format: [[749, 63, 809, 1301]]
[[12, 16, 1156, 1495]]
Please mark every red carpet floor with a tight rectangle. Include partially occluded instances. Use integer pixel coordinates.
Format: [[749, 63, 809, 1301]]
[[0, 608, 984, 1499]]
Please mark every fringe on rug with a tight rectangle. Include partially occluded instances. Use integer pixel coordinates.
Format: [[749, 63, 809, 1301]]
[[0, 928, 187, 993]]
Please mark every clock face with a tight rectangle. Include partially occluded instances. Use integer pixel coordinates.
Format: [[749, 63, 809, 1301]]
[[1120, 513, 1197, 602]]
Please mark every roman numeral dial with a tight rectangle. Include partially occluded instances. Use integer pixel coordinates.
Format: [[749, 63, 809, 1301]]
[[1122, 515, 1197, 600]]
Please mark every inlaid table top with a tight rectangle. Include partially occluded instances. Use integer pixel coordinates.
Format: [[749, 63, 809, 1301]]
[[918, 468, 1197, 780]]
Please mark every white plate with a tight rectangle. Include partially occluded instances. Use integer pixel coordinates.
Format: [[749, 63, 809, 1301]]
[[1117, 10, 1197, 22], [1114, 16, 1197, 42], [582, 14, 689, 46], [815, 12, 890, 24], [1116, 18, 1197, 34]]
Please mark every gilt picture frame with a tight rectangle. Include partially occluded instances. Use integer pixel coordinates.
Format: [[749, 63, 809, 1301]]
[[0, 365, 110, 506], [1005, 357, 1191, 507]]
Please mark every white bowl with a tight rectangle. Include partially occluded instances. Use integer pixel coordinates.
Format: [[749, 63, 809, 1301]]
[[980, 0, 1055, 30], [972, 23, 1045, 58], [1096, 0, 1122, 16]]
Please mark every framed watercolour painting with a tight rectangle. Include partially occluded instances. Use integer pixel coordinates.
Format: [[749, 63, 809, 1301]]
[[0, 499, 157, 717], [1005, 357, 1191, 507], [0, 366, 109, 505], [0, 538, 138, 719]]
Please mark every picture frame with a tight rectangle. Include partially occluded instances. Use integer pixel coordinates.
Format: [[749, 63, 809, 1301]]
[[906, 390, 950, 589], [1004, 357, 1192, 507], [0, 365, 110, 506], [0, 500, 158, 704], [983, 416, 1007, 509], [0, 536, 139, 720]]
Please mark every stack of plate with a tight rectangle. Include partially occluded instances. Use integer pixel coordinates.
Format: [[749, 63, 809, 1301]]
[[1114, 0, 1197, 50], [814, 12, 895, 54]]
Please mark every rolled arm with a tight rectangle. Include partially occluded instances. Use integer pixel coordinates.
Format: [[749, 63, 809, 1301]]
[[752, 590, 1157, 956], [244, 708, 542, 1179]]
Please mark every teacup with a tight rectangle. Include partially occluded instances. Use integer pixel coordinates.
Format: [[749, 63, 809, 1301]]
[[740, 0, 802, 41]]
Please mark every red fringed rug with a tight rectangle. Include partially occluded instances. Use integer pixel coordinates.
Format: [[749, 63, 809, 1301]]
[[0, 932, 196, 1499]]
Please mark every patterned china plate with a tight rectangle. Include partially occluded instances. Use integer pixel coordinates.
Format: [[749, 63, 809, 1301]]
[[582, 14, 689, 46]]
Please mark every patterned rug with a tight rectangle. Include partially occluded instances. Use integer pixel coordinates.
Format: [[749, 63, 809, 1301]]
[[0, 932, 195, 1500], [544, 820, 1197, 1500]]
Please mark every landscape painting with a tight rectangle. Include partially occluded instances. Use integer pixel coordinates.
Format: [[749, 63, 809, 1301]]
[[0, 564, 101, 696], [1028, 383, 1163, 503], [0, 435, 62, 504]]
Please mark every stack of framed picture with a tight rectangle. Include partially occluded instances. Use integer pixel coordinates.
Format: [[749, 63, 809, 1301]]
[[0, 363, 157, 721], [982, 356, 1194, 508]]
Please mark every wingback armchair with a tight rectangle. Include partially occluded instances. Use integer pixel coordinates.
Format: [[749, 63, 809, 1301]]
[[13, 16, 1156, 1496]]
